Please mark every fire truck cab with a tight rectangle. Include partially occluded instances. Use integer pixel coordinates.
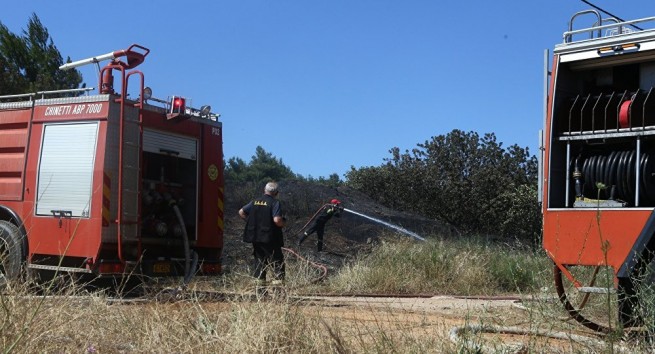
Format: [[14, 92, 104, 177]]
[[0, 45, 224, 285]]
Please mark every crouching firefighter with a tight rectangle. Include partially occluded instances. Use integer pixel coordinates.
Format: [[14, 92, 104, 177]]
[[298, 199, 343, 252]]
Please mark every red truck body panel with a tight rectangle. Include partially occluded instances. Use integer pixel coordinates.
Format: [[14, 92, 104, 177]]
[[0, 91, 224, 276]]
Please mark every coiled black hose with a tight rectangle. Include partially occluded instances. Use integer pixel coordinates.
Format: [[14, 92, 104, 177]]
[[576, 148, 655, 205]]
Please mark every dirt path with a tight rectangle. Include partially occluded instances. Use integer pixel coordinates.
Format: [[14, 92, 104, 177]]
[[289, 294, 621, 353]]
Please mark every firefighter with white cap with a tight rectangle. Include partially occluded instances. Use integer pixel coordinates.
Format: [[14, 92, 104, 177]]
[[239, 181, 287, 285], [298, 199, 343, 252]]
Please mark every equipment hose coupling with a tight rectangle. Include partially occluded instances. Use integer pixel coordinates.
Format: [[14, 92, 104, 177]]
[[573, 156, 584, 199]]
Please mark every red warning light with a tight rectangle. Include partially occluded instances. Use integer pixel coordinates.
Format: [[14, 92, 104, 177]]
[[170, 96, 186, 114]]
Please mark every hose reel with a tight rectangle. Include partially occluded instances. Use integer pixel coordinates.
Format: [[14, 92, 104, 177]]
[[573, 148, 655, 206]]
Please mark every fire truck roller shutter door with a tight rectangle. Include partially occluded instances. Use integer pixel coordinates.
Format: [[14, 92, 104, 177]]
[[35, 122, 99, 217]]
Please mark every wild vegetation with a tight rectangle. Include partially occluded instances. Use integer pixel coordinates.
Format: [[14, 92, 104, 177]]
[[345, 130, 540, 246], [0, 13, 82, 95], [225, 146, 343, 188], [324, 236, 551, 296]]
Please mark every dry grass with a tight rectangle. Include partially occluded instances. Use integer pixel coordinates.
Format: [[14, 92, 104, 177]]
[[0, 281, 456, 353], [3, 236, 654, 353], [1, 282, 633, 353]]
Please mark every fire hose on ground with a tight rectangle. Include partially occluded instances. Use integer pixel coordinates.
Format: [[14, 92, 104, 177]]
[[172, 204, 197, 286], [282, 247, 328, 284], [448, 323, 628, 353]]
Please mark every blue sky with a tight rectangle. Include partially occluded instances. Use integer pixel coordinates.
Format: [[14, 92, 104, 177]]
[[2, 1, 652, 178]]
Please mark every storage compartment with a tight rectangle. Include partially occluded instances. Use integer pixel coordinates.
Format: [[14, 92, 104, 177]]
[[549, 60, 655, 208], [141, 130, 198, 242], [556, 63, 655, 135]]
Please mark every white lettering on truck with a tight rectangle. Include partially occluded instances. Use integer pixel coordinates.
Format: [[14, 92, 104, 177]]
[[44, 103, 103, 116], [72, 104, 85, 114], [86, 104, 102, 114], [45, 105, 72, 116]]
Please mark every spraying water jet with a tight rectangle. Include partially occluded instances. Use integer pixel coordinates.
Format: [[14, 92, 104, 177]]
[[342, 208, 426, 241]]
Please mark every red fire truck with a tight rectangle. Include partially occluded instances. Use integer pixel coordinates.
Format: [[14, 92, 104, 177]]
[[542, 11, 655, 331], [0, 44, 224, 285]]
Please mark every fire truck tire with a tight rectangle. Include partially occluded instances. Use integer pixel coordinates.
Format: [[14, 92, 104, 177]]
[[0, 220, 23, 287]]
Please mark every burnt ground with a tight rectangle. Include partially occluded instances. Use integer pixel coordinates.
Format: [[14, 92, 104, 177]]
[[221, 180, 456, 274]]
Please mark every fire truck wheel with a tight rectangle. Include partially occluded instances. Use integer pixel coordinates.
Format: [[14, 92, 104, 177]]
[[554, 264, 616, 333], [0, 220, 23, 287]]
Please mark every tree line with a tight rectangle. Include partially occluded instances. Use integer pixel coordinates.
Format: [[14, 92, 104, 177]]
[[0, 13, 82, 95], [345, 130, 540, 244], [225, 146, 343, 188]]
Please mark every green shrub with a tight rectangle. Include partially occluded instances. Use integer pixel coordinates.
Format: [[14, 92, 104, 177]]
[[327, 235, 551, 295]]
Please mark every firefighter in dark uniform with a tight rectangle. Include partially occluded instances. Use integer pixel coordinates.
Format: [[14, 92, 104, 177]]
[[239, 181, 286, 285], [298, 199, 342, 252]]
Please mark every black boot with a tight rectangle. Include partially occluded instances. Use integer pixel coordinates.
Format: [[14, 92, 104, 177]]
[[298, 233, 308, 246]]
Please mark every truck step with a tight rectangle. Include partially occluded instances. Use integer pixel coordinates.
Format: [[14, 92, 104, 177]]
[[28, 264, 92, 273], [578, 286, 616, 294]]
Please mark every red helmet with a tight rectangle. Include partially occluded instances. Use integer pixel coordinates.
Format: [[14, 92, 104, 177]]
[[331, 199, 341, 204]]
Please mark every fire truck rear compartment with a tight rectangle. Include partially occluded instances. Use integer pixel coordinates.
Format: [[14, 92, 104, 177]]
[[138, 148, 197, 259], [551, 58, 655, 207]]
